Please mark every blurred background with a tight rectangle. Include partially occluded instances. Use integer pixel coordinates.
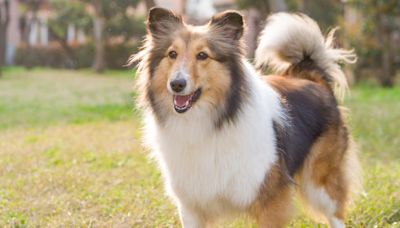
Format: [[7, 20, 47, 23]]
[[0, 0, 399, 227], [0, 0, 399, 85]]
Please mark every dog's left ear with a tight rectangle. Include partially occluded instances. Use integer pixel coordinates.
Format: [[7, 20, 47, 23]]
[[209, 11, 244, 40]]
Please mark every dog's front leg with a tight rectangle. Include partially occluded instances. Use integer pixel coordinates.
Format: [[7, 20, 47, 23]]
[[178, 203, 206, 228]]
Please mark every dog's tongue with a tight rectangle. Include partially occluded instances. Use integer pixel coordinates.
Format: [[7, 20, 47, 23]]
[[174, 94, 191, 107]]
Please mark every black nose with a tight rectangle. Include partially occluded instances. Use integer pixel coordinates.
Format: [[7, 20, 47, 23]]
[[170, 79, 187, 93]]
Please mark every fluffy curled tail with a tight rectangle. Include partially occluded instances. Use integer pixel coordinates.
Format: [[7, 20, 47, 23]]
[[255, 13, 356, 100]]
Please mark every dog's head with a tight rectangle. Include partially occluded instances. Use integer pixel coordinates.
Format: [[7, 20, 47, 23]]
[[134, 7, 247, 126]]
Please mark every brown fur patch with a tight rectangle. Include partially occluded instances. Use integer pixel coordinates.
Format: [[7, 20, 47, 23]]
[[266, 75, 341, 176], [285, 56, 333, 92], [299, 123, 350, 220], [249, 164, 293, 228], [260, 75, 359, 223]]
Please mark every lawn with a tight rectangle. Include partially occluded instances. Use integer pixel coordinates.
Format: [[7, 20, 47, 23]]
[[0, 68, 399, 227]]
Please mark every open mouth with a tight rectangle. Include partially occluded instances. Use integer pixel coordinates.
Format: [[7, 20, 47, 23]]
[[173, 88, 201, 113]]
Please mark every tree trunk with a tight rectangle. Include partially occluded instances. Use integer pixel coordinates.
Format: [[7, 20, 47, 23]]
[[0, 0, 10, 76], [377, 16, 395, 87], [92, 0, 105, 73], [380, 45, 394, 87], [244, 1, 284, 58], [48, 26, 76, 68]]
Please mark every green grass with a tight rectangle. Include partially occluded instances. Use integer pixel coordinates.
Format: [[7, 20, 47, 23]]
[[0, 68, 135, 130], [0, 68, 399, 227]]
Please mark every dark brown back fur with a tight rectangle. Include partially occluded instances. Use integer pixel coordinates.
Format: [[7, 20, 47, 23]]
[[266, 76, 343, 176]]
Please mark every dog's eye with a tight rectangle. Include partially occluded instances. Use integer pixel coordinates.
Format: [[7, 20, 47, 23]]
[[196, 52, 208, 61], [168, 51, 177, 59]]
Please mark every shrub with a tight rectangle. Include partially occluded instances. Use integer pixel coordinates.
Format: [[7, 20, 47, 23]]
[[105, 42, 140, 69], [15, 43, 69, 68], [14, 41, 139, 70]]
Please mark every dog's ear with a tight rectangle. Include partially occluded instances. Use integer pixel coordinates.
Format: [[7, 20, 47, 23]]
[[147, 7, 182, 37], [209, 11, 244, 40]]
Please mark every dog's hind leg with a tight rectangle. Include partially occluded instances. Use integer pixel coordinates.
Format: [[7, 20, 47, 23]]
[[250, 165, 294, 228], [255, 185, 294, 228], [297, 125, 360, 228], [300, 182, 346, 228]]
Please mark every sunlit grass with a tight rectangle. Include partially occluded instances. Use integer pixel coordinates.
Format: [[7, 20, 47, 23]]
[[0, 68, 399, 227], [0, 68, 135, 129]]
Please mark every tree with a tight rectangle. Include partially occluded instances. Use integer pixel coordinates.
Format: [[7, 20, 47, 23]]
[[91, 0, 105, 72], [19, 0, 44, 69], [46, 0, 143, 72], [48, 0, 91, 68], [0, 0, 10, 76], [297, 0, 342, 31], [83, 0, 141, 72], [349, 0, 399, 87], [236, 0, 287, 57], [19, 0, 144, 71]]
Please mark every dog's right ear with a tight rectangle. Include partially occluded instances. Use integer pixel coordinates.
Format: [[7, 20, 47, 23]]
[[209, 10, 244, 41], [147, 7, 182, 37]]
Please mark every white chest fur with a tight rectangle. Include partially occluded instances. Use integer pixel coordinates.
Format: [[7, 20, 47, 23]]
[[143, 66, 283, 218]]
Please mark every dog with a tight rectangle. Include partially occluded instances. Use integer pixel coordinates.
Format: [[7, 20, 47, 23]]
[[132, 7, 361, 228]]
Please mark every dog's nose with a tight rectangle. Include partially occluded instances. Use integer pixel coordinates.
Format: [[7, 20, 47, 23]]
[[170, 79, 187, 93]]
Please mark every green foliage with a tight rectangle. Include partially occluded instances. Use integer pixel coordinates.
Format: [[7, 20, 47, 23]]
[[14, 42, 139, 69], [81, 0, 145, 40], [348, 0, 400, 67], [14, 44, 69, 68], [236, 0, 342, 30], [350, 0, 399, 18], [14, 43, 92, 68], [236, 0, 269, 14], [285, 0, 298, 11], [106, 15, 146, 41], [85, 0, 141, 19], [105, 42, 141, 69], [48, 0, 92, 39], [18, 0, 146, 71], [300, 0, 342, 31], [46, 0, 145, 41]]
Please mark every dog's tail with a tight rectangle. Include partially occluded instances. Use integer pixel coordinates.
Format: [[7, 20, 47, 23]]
[[255, 13, 356, 100]]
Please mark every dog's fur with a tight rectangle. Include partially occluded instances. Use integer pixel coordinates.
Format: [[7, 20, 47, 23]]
[[132, 8, 361, 228]]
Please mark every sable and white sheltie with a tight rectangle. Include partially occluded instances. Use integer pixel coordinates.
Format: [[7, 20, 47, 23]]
[[132, 7, 362, 228]]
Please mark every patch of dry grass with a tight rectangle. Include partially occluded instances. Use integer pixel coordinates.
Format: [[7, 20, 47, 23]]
[[0, 122, 140, 226]]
